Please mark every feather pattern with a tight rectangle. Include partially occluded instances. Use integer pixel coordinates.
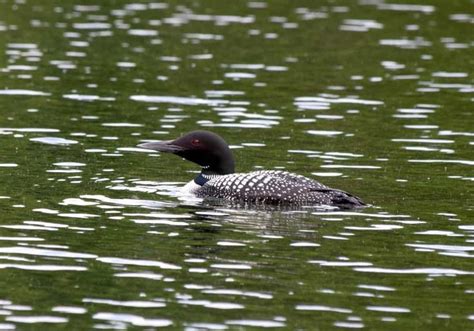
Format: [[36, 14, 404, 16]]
[[190, 170, 363, 207]]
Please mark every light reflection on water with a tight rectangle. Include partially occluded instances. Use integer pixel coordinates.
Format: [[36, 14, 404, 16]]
[[0, 0, 473, 329]]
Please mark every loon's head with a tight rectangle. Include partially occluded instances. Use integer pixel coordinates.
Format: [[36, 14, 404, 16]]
[[138, 130, 235, 175]]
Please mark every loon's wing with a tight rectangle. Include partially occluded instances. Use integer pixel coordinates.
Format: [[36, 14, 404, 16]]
[[197, 170, 364, 208], [266, 171, 365, 207], [256, 170, 328, 189]]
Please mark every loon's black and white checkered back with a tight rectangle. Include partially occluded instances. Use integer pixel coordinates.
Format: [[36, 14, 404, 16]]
[[196, 170, 363, 207]]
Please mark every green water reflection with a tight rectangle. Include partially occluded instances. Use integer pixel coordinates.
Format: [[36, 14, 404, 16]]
[[0, 0, 473, 329]]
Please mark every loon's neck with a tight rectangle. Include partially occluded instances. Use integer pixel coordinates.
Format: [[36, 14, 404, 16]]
[[202, 155, 235, 175]]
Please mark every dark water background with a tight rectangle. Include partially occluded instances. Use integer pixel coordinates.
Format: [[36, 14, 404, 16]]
[[0, 0, 473, 329]]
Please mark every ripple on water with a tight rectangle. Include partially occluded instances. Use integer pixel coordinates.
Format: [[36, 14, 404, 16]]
[[118, 147, 157, 153], [290, 242, 320, 247], [391, 138, 454, 144], [53, 162, 86, 167], [186, 323, 227, 330], [24, 221, 67, 229], [77, 195, 172, 208], [73, 22, 111, 30], [0, 128, 60, 133], [170, 13, 255, 25], [415, 230, 463, 237], [320, 164, 381, 170], [312, 172, 343, 177], [408, 159, 474, 166], [224, 72, 256, 79], [57, 213, 98, 219], [217, 241, 246, 247], [131, 219, 189, 226], [211, 263, 252, 270], [114, 272, 163, 280], [377, 3, 435, 13], [63, 94, 115, 101], [0, 246, 97, 259], [345, 224, 403, 231], [128, 29, 158, 36], [184, 33, 223, 41], [6, 316, 68, 324], [366, 306, 410, 313], [130, 95, 227, 106], [379, 38, 431, 49], [5, 65, 38, 71], [296, 304, 352, 314], [83, 298, 165, 308], [225, 320, 286, 328], [340, 19, 383, 32], [202, 289, 272, 299], [93, 313, 172, 328], [0, 264, 87, 271], [97, 257, 181, 270], [406, 243, 474, 257], [30, 137, 78, 145], [354, 267, 474, 276], [177, 299, 244, 310], [295, 96, 384, 107], [0, 89, 50, 96], [307, 130, 344, 136], [101, 123, 143, 127], [7, 43, 38, 49], [205, 90, 244, 98], [0, 236, 44, 242], [199, 121, 273, 129], [359, 284, 395, 292], [51, 306, 87, 314], [309, 260, 373, 267], [1, 224, 59, 231]]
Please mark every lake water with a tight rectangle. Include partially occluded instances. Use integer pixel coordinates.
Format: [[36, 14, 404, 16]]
[[0, 0, 473, 329]]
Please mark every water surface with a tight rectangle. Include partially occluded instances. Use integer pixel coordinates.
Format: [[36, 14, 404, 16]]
[[0, 0, 473, 329]]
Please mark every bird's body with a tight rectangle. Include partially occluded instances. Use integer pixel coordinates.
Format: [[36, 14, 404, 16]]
[[182, 170, 364, 208], [138, 130, 365, 209]]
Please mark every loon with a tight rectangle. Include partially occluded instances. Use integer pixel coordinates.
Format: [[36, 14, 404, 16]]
[[138, 130, 365, 209]]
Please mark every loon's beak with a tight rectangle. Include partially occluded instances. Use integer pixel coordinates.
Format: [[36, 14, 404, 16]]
[[137, 140, 184, 153]]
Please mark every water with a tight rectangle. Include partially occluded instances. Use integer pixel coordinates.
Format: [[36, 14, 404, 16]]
[[0, 0, 473, 329]]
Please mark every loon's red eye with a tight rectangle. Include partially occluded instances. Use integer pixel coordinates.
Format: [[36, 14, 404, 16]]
[[191, 139, 200, 146]]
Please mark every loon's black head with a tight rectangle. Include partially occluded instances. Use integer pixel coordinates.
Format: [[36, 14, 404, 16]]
[[138, 130, 235, 175]]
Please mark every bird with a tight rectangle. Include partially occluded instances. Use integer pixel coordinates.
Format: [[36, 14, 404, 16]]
[[138, 130, 365, 209]]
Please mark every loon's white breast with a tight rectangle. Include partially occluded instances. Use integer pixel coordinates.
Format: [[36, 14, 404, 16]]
[[181, 179, 201, 195]]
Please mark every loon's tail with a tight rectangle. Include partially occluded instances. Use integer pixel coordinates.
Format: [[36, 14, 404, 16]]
[[311, 188, 366, 209], [331, 191, 366, 209]]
